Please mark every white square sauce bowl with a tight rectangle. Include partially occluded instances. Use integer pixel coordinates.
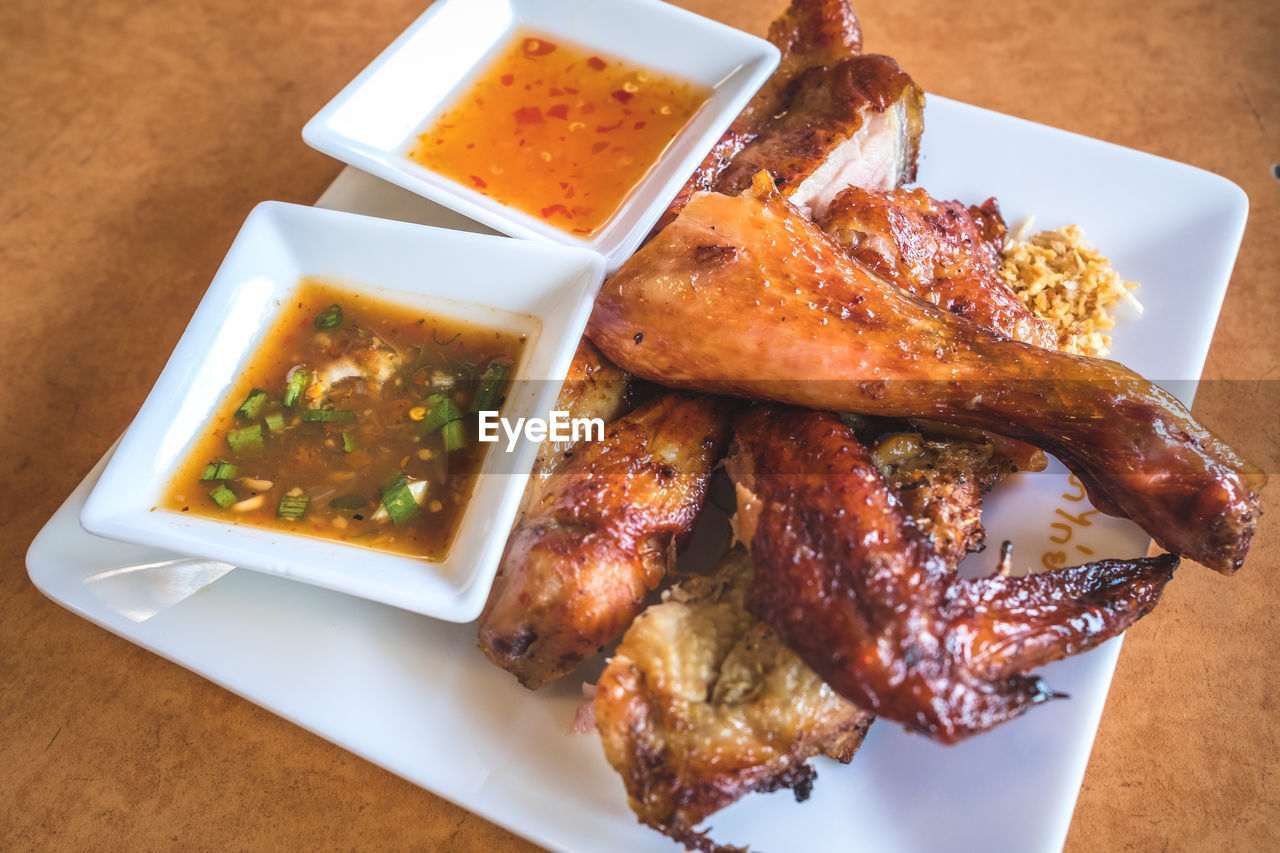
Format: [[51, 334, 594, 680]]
[[302, 0, 779, 269], [80, 201, 604, 622]]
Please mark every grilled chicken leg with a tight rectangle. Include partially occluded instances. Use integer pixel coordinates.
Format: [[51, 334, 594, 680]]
[[587, 175, 1264, 573]]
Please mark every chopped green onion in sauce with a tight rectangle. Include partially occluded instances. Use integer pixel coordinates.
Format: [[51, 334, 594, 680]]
[[235, 388, 270, 420], [471, 362, 510, 413], [442, 418, 467, 453], [162, 278, 525, 560], [418, 393, 462, 434], [227, 424, 264, 451], [283, 370, 308, 408], [200, 461, 238, 481], [277, 493, 310, 520], [209, 484, 237, 508], [380, 475, 420, 526], [314, 304, 344, 330]]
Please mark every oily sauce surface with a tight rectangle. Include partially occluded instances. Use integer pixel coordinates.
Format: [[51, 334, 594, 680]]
[[409, 31, 710, 236], [163, 278, 525, 560]]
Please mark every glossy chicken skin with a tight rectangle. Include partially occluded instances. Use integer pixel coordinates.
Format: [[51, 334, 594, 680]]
[[595, 545, 871, 853], [587, 176, 1265, 573], [818, 186, 1058, 348], [519, 338, 630, 515], [662, 0, 865, 225], [728, 406, 1179, 742], [477, 393, 736, 689], [714, 54, 924, 217], [595, 424, 1026, 844]]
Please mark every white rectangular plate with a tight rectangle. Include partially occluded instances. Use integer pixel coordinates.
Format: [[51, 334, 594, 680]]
[[28, 96, 1247, 852]]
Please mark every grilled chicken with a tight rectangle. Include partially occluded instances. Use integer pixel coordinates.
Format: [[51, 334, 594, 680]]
[[662, 0, 865, 226], [818, 187, 1059, 348], [594, 420, 1036, 848], [727, 405, 1179, 742], [587, 174, 1265, 574], [870, 427, 1018, 568], [519, 338, 631, 515], [715, 54, 924, 218], [477, 393, 736, 689], [595, 545, 872, 853]]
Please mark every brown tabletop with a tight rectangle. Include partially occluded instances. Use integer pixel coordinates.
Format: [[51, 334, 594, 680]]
[[3, 0, 1277, 850]]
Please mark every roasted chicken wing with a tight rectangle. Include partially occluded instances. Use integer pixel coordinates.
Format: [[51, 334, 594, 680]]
[[477, 393, 736, 688], [595, 419, 1039, 845], [595, 545, 872, 853], [727, 405, 1178, 742], [587, 175, 1264, 573]]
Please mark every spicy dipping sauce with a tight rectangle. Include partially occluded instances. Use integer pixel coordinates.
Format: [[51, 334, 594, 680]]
[[163, 278, 525, 560], [408, 31, 710, 236]]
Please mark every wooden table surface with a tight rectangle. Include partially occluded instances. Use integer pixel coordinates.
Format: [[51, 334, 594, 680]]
[[3, 0, 1276, 850]]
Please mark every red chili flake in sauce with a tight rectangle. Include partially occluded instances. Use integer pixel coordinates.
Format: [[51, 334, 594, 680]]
[[470, 175, 487, 188], [523, 38, 557, 56], [409, 30, 709, 237], [513, 106, 543, 125]]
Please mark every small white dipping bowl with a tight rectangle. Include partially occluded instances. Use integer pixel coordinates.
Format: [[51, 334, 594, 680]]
[[301, 0, 779, 270], [80, 201, 604, 622]]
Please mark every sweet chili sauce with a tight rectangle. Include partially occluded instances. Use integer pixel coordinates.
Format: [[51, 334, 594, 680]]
[[408, 31, 710, 236]]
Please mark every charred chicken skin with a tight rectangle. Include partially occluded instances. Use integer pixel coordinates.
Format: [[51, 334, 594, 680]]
[[587, 175, 1264, 573], [595, 545, 872, 853], [727, 405, 1179, 742], [477, 393, 736, 689], [818, 186, 1059, 348]]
